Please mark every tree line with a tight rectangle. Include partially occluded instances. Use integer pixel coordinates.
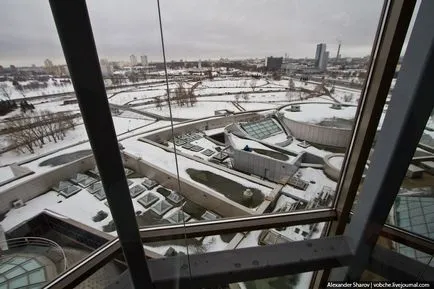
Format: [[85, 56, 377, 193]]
[[154, 82, 197, 110], [5, 110, 78, 154]]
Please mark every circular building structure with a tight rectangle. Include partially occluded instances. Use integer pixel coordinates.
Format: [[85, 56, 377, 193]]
[[323, 153, 345, 181], [279, 102, 358, 149]]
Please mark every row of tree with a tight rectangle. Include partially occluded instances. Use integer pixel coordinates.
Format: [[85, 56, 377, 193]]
[[6, 110, 78, 154], [153, 82, 198, 110], [0, 100, 17, 116]]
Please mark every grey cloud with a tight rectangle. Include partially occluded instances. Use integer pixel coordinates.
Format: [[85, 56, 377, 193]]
[[1, 0, 384, 66]]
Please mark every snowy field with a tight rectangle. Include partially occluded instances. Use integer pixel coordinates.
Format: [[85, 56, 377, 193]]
[[0, 79, 74, 100], [0, 116, 155, 166]]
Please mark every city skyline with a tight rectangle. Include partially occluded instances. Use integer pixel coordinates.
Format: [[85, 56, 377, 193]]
[[1, 0, 384, 66]]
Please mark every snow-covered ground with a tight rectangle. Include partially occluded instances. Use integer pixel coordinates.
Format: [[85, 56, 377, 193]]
[[282, 102, 357, 124], [281, 168, 337, 202], [0, 79, 74, 100], [228, 134, 296, 164], [0, 74, 363, 289], [0, 116, 154, 166], [123, 138, 273, 201], [1, 174, 230, 256]]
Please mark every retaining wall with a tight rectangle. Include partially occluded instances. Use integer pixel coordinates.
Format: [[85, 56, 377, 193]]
[[122, 152, 253, 217], [0, 155, 95, 214], [282, 117, 351, 148]]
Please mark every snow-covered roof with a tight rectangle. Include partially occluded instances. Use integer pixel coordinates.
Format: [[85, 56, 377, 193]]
[[282, 102, 357, 126]]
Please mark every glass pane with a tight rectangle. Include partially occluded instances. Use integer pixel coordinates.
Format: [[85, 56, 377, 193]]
[[28, 268, 45, 284], [8, 274, 29, 288], [385, 118, 434, 241], [72, 261, 127, 289], [0, 1, 129, 287], [4, 267, 25, 279], [143, 222, 325, 258], [0, 0, 394, 287], [231, 273, 312, 289], [350, 1, 421, 214]]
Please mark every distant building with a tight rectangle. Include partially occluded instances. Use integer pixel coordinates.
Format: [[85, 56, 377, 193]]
[[130, 54, 137, 66], [141, 55, 148, 67], [198, 59, 202, 69], [100, 59, 112, 77], [266, 57, 283, 71], [315, 43, 329, 71]]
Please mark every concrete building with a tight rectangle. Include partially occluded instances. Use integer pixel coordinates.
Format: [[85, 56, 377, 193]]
[[280, 102, 357, 148], [140, 55, 148, 67], [130, 54, 137, 66], [315, 43, 329, 71], [266, 56, 283, 71]]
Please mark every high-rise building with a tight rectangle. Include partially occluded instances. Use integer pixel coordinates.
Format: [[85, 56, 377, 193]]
[[315, 43, 328, 71], [130, 54, 137, 67], [141, 55, 148, 67]]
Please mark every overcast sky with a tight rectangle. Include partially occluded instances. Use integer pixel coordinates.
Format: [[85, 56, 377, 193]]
[[0, 0, 386, 67]]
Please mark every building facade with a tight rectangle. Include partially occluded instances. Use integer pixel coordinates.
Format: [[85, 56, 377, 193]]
[[130, 54, 137, 66], [266, 56, 283, 71], [315, 43, 328, 71], [141, 55, 148, 67]]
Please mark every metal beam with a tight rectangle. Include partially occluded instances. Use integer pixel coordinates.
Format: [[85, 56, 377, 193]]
[[139, 208, 336, 242], [331, 0, 416, 237], [316, 0, 415, 285], [43, 239, 121, 289], [332, 0, 434, 280], [39, 208, 431, 288], [368, 245, 434, 282], [48, 1, 152, 288], [380, 224, 434, 256], [108, 236, 353, 289], [41, 209, 333, 288]]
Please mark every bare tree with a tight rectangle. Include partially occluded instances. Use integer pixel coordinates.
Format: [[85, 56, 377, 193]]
[[289, 78, 295, 90], [187, 89, 197, 106], [0, 84, 12, 100], [6, 110, 77, 154], [174, 82, 189, 107], [154, 96, 163, 110], [250, 79, 257, 92], [343, 94, 353, 102]]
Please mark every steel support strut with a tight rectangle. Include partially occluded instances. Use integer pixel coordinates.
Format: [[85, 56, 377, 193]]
[[332, 0, 434, 280], [48, 0, 153, 288]]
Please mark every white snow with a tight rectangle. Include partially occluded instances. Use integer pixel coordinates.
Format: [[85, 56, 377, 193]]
[[0, 167, 16, 182], [1, 191, 71, 232], [329, 155, 344, 170], [122, 138, 273, 198], [227, 134, 296, 163], [262, 132, 290, 144], [281, 167, 337, 202], [204, 127, 225, 136], [282, 102, 357, 125], [0, 80, 74, 100]]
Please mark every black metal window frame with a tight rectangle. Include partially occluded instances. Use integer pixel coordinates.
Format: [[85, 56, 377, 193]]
[[42, 0, 434, 288]]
